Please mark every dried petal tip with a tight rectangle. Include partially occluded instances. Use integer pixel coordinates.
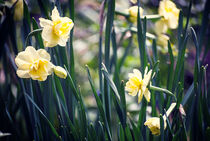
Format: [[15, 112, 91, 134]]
[[54, 66, 67, 79]]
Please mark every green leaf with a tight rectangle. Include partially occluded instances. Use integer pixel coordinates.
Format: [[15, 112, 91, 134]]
[[125, 125, 133, 141], [102, 64, 120, 100], [85, 65, 112, 141], [160, 114, 164, 141], [167, 41, 174, 91], [37, 0, 50, 19], [118, 123, 125, 141], [31, 18, 44, 49], [25, 94, 61, 140]]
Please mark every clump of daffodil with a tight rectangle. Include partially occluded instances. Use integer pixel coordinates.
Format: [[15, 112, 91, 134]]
[[39, 6, 74, 47], [125, 67, 152, 103], [144, 103, 176, 135], [158, 0, 180, 30], [127, 6, 144, 23], [15, 46, 67, 81]]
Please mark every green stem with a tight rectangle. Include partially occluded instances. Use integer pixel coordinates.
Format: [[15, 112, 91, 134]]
[[25, 29, 43, 47], [150, 85, 177, 101]]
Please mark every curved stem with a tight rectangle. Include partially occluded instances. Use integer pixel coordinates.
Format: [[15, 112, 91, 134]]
[[150, 85, 177, 102], [24, 29, 43, 47]]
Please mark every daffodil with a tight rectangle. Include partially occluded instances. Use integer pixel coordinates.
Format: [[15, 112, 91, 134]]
[[154, 19, 168, 35], [157, 33, 169, 48], [39, 6, 74, 47], [15, 46, 67, 81], [144, 117, 166, 135], [54, 66, 67, 79], [144, 103, 176, 135], [156, 34, 178, 56], [158, 0, 180, 29], [127, 6, 144, 23], [125, 67, 152, 103]]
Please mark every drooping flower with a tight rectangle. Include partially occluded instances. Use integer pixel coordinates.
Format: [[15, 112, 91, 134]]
[[15, 46, 67, 81], [154, 19, 168, 35], [125, 67, 152, 103], [158, 0, 180, 29], [144, 117, 166, 135], [144, 103, 176, 135], [127, 6, 144, 23], [54, 66, 67, 79], [39, 6, 74, 47], [157, 33, 170, 48]]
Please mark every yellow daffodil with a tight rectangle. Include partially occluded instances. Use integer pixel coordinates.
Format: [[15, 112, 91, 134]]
[[156, 34, 178, 56], [157, 33, 169, 48], [127, 6, 144, 23], [39, 6, 74, 47], [125, 67, 152, 103], [145, 103, 176, 135], [15, 46, 67, 81], [154, 19, 168, 35], [144, 117, 166, 135], [158, 0, 180, 29], [54, 66, 67, 79]]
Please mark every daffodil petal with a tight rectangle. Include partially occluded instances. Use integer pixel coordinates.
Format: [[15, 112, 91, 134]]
[[51, 7, 60, 21], [37, 49, 51, 61], [138, 90, 143, 103], [17, 69, 30, 78], [41, 25, 59, 47], [39, 18, 53, 27], [144, 88, 151, 102]]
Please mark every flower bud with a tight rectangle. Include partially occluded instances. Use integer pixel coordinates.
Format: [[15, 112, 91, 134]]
[[54, 66, 67, 79]]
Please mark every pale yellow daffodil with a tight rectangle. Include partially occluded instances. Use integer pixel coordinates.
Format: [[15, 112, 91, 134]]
[[144, 117, 167, 135], [125, 67, 152, 103], [156, 34, 178, 56], [54, 66, 67, 79], [39, 6, 74, 47], [144, 103, 176, 135], [15, 46, 67, 81], [158, 0, 180, 29], [127, 6, 144, 23]]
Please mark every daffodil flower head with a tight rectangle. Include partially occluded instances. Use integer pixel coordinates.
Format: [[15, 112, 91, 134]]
[[15, 46, 54, 81], [125, 67, 153, 103], [53, 66, 67, 79], [127, 6, 144, 23], [144, 117, 167, 135], [39, 6, 74, 47], [158, 0, 180, 29], [157, 34, 170, 48], [144, 103, 176, 135]]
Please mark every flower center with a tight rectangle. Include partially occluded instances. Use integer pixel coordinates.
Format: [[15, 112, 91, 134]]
[[30, 60, 40, 71], [165, 7, 172, 13], [53, 20, 72, 36], [138, 80, 144, 89]]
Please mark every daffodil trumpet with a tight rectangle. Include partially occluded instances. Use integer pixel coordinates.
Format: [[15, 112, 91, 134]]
[[144, 103, 176, 135], [149, 85, 177, 101]]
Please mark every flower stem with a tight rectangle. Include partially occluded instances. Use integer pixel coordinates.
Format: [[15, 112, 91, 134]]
[[150, 85, 177, 101]]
